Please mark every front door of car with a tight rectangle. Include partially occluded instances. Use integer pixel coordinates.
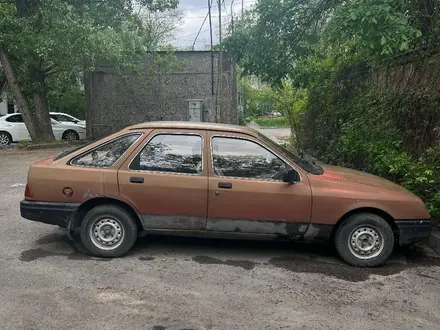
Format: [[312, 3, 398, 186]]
[[206, 133, 313, 238], [51, 119, 65, 139], [118, 129, 208, 231]]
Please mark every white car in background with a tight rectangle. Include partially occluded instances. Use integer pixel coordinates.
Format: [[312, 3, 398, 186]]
[[0, 113, 86, 146], [49, 112, 86, 126]]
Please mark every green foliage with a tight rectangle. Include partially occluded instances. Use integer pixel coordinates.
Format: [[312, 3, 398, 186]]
[[239, 78, 277, 117], [0, 0, 180, 141], [325, 0, 422, 56], [228, 0, 440, 220], [253, 117, 289, 127]]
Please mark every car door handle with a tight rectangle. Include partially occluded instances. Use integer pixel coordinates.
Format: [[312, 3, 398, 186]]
[[130, 177, 144, 184], [218, 182, 232, 189]]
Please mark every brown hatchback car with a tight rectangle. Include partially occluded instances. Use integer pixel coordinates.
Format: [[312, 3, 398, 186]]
[[21, 122, 431, 266]]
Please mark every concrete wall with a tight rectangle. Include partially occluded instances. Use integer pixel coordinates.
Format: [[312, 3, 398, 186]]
[[0, 100, 6, 116], [85, 51, 237, 139]]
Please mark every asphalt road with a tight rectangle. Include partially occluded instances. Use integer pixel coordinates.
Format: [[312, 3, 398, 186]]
[[248, 123, 292, 144], [1, 147, 440, 330]]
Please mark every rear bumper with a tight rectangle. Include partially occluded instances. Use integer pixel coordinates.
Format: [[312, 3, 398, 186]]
[[20, 200, 80, 228], [395, 219, 432, 245]]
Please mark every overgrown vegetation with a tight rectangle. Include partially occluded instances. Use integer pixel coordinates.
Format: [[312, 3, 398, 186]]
[[227, 0, 440, 219]]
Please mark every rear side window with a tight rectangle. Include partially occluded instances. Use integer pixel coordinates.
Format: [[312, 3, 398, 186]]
[[130, 134, 203, 175], [70, 134, 141, 168], [6, 114, 23, 123]]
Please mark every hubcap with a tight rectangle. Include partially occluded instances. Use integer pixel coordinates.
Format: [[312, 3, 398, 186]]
[[348, 226, 384, 260], [90, 218, 124, 250], [0, 134, 10, 146], [65, 132, 78, 141]]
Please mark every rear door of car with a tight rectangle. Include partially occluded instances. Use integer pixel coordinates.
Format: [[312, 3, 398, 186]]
[[206, 131, 312, 237], [118, 129, 209, 231], [5, 114, 29, 141]]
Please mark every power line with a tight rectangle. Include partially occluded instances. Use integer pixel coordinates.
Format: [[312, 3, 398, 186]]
[[184, 0, 256, 11], [173, 27, 219, 40], [192, 11, 210, 50]]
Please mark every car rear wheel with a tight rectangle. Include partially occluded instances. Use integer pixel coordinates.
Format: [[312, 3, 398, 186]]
[[0, 132, 12, 146], [62, 130, 79, 141], [334, 213, 394, 267], [80, 205, 138, 257]]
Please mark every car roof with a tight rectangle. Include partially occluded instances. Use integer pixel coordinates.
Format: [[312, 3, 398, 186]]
[[128, 121, 259, 136]]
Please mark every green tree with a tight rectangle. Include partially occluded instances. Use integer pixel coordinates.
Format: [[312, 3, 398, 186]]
[[0, 0, 178, 142], [225, 0, 424, 85]]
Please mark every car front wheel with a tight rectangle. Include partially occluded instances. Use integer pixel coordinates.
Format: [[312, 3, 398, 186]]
[[62, 130, 79, 141], [80, 205, 138, 257], [334, 213, 394, 267]]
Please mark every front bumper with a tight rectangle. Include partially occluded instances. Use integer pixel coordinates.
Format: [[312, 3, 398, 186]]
[[395, 219, 432, 245], [20, 200, 80, 228]]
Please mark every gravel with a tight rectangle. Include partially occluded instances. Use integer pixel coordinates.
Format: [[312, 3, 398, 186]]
[[0, 148, 439, 330]]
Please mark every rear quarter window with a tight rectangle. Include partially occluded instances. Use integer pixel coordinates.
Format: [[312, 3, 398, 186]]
[[70, 134, 142, 168]]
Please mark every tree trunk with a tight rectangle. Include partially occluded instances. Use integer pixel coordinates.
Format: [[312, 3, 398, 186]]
[[33, 90, 55, 141], [30, 63, 55, 142], [0, 45, 41, 141]]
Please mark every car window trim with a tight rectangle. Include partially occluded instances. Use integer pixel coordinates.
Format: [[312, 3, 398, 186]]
[[210, 134, 302, 182], [128, 132, 205, 176], [68, 133, 143, 168]]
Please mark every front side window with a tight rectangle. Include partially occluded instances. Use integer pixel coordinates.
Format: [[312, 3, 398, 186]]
[[211, 137, 292, 181], [130, 134, 203, 175], [59, 115, 77, 123], [70, 134, 141, 168]]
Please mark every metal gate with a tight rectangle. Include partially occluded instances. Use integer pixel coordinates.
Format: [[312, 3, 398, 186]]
[[188, 99, 202, 122]]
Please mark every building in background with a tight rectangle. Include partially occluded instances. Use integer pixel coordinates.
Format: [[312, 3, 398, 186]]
[[85, 51, 237, 139], [0, 92, 17, 116]]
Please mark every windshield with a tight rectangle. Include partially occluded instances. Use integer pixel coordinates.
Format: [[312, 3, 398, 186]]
[[257, 132, 323, 175]]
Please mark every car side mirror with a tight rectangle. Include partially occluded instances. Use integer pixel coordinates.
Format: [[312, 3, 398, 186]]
[[283, 169, 300, 183]]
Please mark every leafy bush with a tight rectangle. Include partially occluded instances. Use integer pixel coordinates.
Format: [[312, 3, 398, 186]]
[[300, 68, 440, 220]]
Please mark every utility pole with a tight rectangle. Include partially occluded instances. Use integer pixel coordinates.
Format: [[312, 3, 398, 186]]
[[218, 0, 223, 123], [208, 0, 214, 96], [230, 0, 235, 33], [242, 0, 244, 19]]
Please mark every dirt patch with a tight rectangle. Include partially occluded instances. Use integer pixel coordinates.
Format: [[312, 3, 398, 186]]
[[192, 256, 256, 270], [269, 245, 440, 282]]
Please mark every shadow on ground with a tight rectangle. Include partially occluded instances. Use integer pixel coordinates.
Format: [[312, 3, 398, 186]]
[[21, 230, 440, 282]]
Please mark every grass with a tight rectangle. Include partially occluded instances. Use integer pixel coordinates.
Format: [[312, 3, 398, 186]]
[[253, 116, 289, 127]]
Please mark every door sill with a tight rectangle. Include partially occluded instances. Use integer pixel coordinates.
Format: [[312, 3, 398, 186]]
[[141, 229, 290, 241]]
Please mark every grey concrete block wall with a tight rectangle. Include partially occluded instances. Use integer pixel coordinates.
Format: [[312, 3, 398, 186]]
[[85, 51, 237, 139]]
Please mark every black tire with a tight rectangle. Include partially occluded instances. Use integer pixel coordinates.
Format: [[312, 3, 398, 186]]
[[62, 130, 79, 141], [334, 213, 394, 267], [0, 131, 12, 146], [80, 205, 138, 258]]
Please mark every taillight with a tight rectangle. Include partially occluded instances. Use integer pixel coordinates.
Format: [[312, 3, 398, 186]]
[[24, 184, 33, 199]]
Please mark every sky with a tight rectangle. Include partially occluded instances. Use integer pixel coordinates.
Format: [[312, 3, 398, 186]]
[[171, 0, 257, 49]]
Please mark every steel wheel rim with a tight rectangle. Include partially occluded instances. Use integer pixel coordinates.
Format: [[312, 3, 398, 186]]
[[348, 226, 384, 260], [65, 132, 78, 141], [90, 217, 124, 250], [0, 134, 9, 146]]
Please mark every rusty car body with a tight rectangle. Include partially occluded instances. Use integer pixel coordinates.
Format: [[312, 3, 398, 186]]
[[20, 122, 432, 266]]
